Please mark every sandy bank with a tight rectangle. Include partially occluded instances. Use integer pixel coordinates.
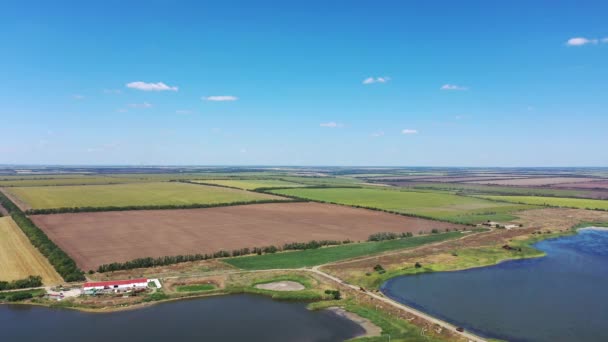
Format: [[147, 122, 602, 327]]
[[326, 307, 382, 337]]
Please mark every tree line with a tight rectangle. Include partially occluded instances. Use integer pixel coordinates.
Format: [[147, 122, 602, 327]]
[[0, 192, 85, 282], [26, 199, 296, 215], [0, 276, 42, 291], [97, 239, 353, 273]]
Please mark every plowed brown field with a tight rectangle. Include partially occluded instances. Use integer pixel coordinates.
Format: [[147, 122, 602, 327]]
[[31, 202, 462, 271]]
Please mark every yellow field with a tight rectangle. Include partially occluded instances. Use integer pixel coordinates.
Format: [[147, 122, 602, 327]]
[[0, 217, 63, 284]]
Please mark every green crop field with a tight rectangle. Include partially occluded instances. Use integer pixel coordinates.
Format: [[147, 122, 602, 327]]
[[405, 183, 586, 197], [0, 176, 152, 187], [224, 231, 463, 270], [475, 195, 608, 211], [176, 284, 217, 292], [5, 182, 286, 210], [193, 179, 305, 190], [269, 187, 533, 224]]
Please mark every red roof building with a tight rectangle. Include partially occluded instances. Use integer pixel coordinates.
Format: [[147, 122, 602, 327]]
[[84, 278, 148, 290]]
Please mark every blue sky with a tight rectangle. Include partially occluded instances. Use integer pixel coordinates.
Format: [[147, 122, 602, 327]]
[[1, 0, 607, 166]]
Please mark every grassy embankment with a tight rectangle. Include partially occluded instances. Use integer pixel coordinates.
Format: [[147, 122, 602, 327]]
[[474, 195, 608, 211], [309, 300, 445, 342], [5, 182, 286, 210], [269, 187, 534, 224], [341, 221, 608, 289], [224, 231, 464, 270]]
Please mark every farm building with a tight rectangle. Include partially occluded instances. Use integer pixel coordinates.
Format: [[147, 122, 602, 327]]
[[83, 278, 148, 292]]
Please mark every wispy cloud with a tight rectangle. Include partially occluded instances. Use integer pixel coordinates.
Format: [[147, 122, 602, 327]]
[[116, 108, 128, 113], [320, 122, 344, 128], [128, 102, 153, 108], [126, 81, 178, 91], [371, 131, 385, 137], [441, 84, 468, 91], [176, 110, 192, 114], [72, 94, 85, 100], [402, 129, 418, 135], [103, 89, 122, 94], [566, 37, 602, 46], [363, 76, 391, 85], [203, 95, 238, 102]]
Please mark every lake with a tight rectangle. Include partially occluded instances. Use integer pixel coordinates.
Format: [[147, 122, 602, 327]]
[[381, 228, 608, 342], [0, 294, 364, 342]]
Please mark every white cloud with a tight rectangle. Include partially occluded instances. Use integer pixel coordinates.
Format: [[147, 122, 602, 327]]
[[566, 37, 600, 46], [371, 131, 385, 137], [203, 95, 238, 102], [240, 148, 247, 153], [116, 108, 128, 113], [363, 76, 391, 85], [402, 129, 418, 135], [176, 110, 191, 114], [72, 94, 85, 100], [126, 81, 178, 91], [320, 122, 343, 128], [441, 84, 468, 91], [128, 102, 152, 108]]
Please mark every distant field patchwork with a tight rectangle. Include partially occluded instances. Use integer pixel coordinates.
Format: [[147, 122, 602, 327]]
[[193, 179, 305, 190], [475, 195, 608, 211], [0, 217, 63, 284], [269, 188, 533, 224], [4, 182, 285, 210], [31, 202, 463, 271]]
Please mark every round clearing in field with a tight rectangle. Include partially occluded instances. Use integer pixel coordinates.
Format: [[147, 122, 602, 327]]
[[255, 281, 305, 291]]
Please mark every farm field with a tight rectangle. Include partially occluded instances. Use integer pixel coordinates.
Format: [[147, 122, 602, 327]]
[[0, 176, 151, 187], [3, 182, 284, 210], [550, 180, 608, 190], [390, 182, 587, 197], [30, 202, 463, 271], [193, 179, 305, 190], [269, 187, 533, 224], [475, 195, 608, 211], [465, 177, 593, 186], [225, 231, 464, 270], [0, 217, 63, 284]]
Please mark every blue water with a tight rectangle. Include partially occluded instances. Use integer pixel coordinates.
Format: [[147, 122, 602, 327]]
[[0, 294, 363, 342], [381, 229, 608, 342]]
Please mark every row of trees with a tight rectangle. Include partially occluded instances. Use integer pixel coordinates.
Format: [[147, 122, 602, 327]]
[[368, 232, 414, 242], [0, 192, 85, 282], [97, 238, 353, 273], [0, 276, 42, 291], [26, 199, 293, 215]]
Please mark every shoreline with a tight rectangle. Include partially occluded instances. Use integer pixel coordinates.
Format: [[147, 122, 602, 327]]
[[326, 306, 382, 338], [577, 226, 608, 231]]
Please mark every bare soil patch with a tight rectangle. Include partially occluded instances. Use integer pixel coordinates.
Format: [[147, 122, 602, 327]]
[[32, 202, 462, 271], [255, 281, 305, 291]]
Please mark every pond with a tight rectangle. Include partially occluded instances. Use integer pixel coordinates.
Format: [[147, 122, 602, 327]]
[[1, 294, 364, 342], [381, 228, 608, 342]]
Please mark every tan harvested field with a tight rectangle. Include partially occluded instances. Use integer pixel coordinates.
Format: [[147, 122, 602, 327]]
[[0, 217, 63, 284], [31, 202, 463, 271], [551, 180, 608, 190], [466, 177, 593, 186]]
